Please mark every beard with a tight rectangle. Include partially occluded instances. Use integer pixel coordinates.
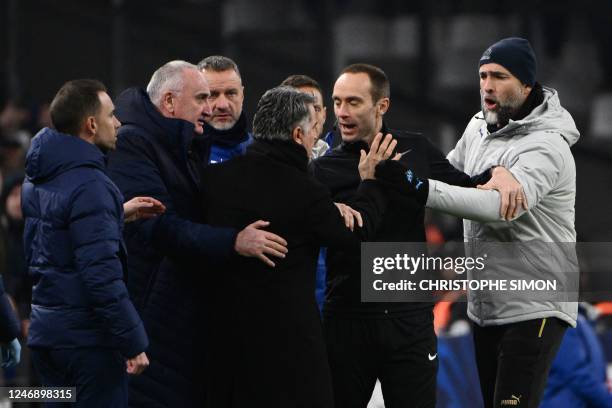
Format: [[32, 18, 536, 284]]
[[481, 89, 524, 128], [209, 116, 237, 131]]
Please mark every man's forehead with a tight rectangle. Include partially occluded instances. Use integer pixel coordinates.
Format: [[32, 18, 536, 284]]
[[202, 69, 242, 87], [183, 68, 208, 86], [479, 62, 513, 76], [97, 91, 114, 109], [333, 72, 370, 97]]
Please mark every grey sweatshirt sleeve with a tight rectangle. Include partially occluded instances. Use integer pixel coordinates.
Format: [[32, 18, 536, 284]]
[[426, 136, 569, 223], [426, 179, 515, 222]]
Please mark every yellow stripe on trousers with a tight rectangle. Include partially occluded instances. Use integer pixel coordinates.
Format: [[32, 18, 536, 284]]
[[538, 318, 547, 338]]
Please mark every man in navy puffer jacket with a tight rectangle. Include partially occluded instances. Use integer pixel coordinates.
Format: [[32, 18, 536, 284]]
[[22, 79, 153, 407]]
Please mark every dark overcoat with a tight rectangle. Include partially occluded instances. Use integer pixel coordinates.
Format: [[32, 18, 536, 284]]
[[200, 139, 387, 408]]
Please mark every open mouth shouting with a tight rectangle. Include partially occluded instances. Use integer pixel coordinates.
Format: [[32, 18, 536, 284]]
[[483, 96, 498, 111]]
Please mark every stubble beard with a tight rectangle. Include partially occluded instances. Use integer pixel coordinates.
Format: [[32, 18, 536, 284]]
[[481, 90, 524, 128], [209, 116, 237, 131]]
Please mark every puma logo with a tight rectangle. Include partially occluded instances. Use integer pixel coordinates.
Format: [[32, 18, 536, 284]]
[[500, 395, 521, 406]]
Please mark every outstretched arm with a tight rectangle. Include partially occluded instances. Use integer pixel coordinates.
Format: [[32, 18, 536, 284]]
[[427, 141, 564, 223], [107, 133, 238, 262]]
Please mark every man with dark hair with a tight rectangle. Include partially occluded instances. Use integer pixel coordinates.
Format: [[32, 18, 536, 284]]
[[201, 86, 398, 408], [280, 74, 321, 90], [425, 37, 580, 408], [310, 63, 522, 407], [107, 61, 288, 407], [280, 74, 332, 158], [49, 81, 104, 138], [340, 63, 390, 102], [22, 79, 161, 407], [197, 55, 252, 163]]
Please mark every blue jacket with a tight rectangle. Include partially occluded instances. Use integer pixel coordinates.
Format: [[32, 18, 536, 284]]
[[204, 111, 252, 164], [314, 132, 340, 313], [106, 88, 237, 408], [436, 333, 484, 408], [22, 128, 147, 358], [541, 314, 612, 408], [209, 139, 251, 164]]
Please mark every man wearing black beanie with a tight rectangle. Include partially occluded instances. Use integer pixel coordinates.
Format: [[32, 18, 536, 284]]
[[424, 37, 580, 407], [478, 37, 538, 132]]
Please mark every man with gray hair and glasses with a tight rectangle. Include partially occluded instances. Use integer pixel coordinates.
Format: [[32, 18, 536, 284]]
[[107, 61, 288, 407], [200, 86, 401, 408]]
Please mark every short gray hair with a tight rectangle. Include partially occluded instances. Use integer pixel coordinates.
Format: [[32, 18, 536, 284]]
[[197, 55, 242, 81], [146, 60, 199, 107], [253, 86, 314, 142]]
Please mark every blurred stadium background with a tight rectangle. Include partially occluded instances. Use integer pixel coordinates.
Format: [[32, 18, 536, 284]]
[[0, 1, 611, 407], [1, 0, 610, 240]]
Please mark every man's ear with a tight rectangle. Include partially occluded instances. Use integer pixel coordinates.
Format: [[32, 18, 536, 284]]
[[162, 92, 174, 114], [378, 97, 390, 116], [292, 126, 303, 145], [84, 116, 96, 135]]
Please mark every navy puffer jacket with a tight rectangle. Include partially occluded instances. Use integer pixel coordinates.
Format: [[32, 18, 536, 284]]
[[22, 128, 148, 358], [107, 88, 237, 408]]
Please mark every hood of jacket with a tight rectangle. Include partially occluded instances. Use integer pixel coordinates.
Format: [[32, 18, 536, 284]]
[[25, 127, 105, 183], [491, 87, 580, 147]]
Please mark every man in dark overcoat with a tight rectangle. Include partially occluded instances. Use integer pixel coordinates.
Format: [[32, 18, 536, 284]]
[[200, 86, 399, 408]]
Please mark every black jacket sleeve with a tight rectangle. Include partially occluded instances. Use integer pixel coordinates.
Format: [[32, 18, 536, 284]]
[[426, 137, 491, 187], [307, 180, 387, 248], [107, 130, 238, 262]]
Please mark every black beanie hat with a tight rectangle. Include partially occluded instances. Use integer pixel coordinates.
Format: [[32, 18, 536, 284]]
[[479, 37, 536, 86]]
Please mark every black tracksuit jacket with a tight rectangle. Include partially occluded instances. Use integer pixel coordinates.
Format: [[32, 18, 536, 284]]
[[310, 125, 491, 318]]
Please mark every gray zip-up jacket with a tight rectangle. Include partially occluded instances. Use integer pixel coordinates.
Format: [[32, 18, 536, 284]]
[[426, 87, 579, 327]]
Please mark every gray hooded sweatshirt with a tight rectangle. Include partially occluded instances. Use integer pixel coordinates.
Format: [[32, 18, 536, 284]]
[[426, 87, 579, 327]]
